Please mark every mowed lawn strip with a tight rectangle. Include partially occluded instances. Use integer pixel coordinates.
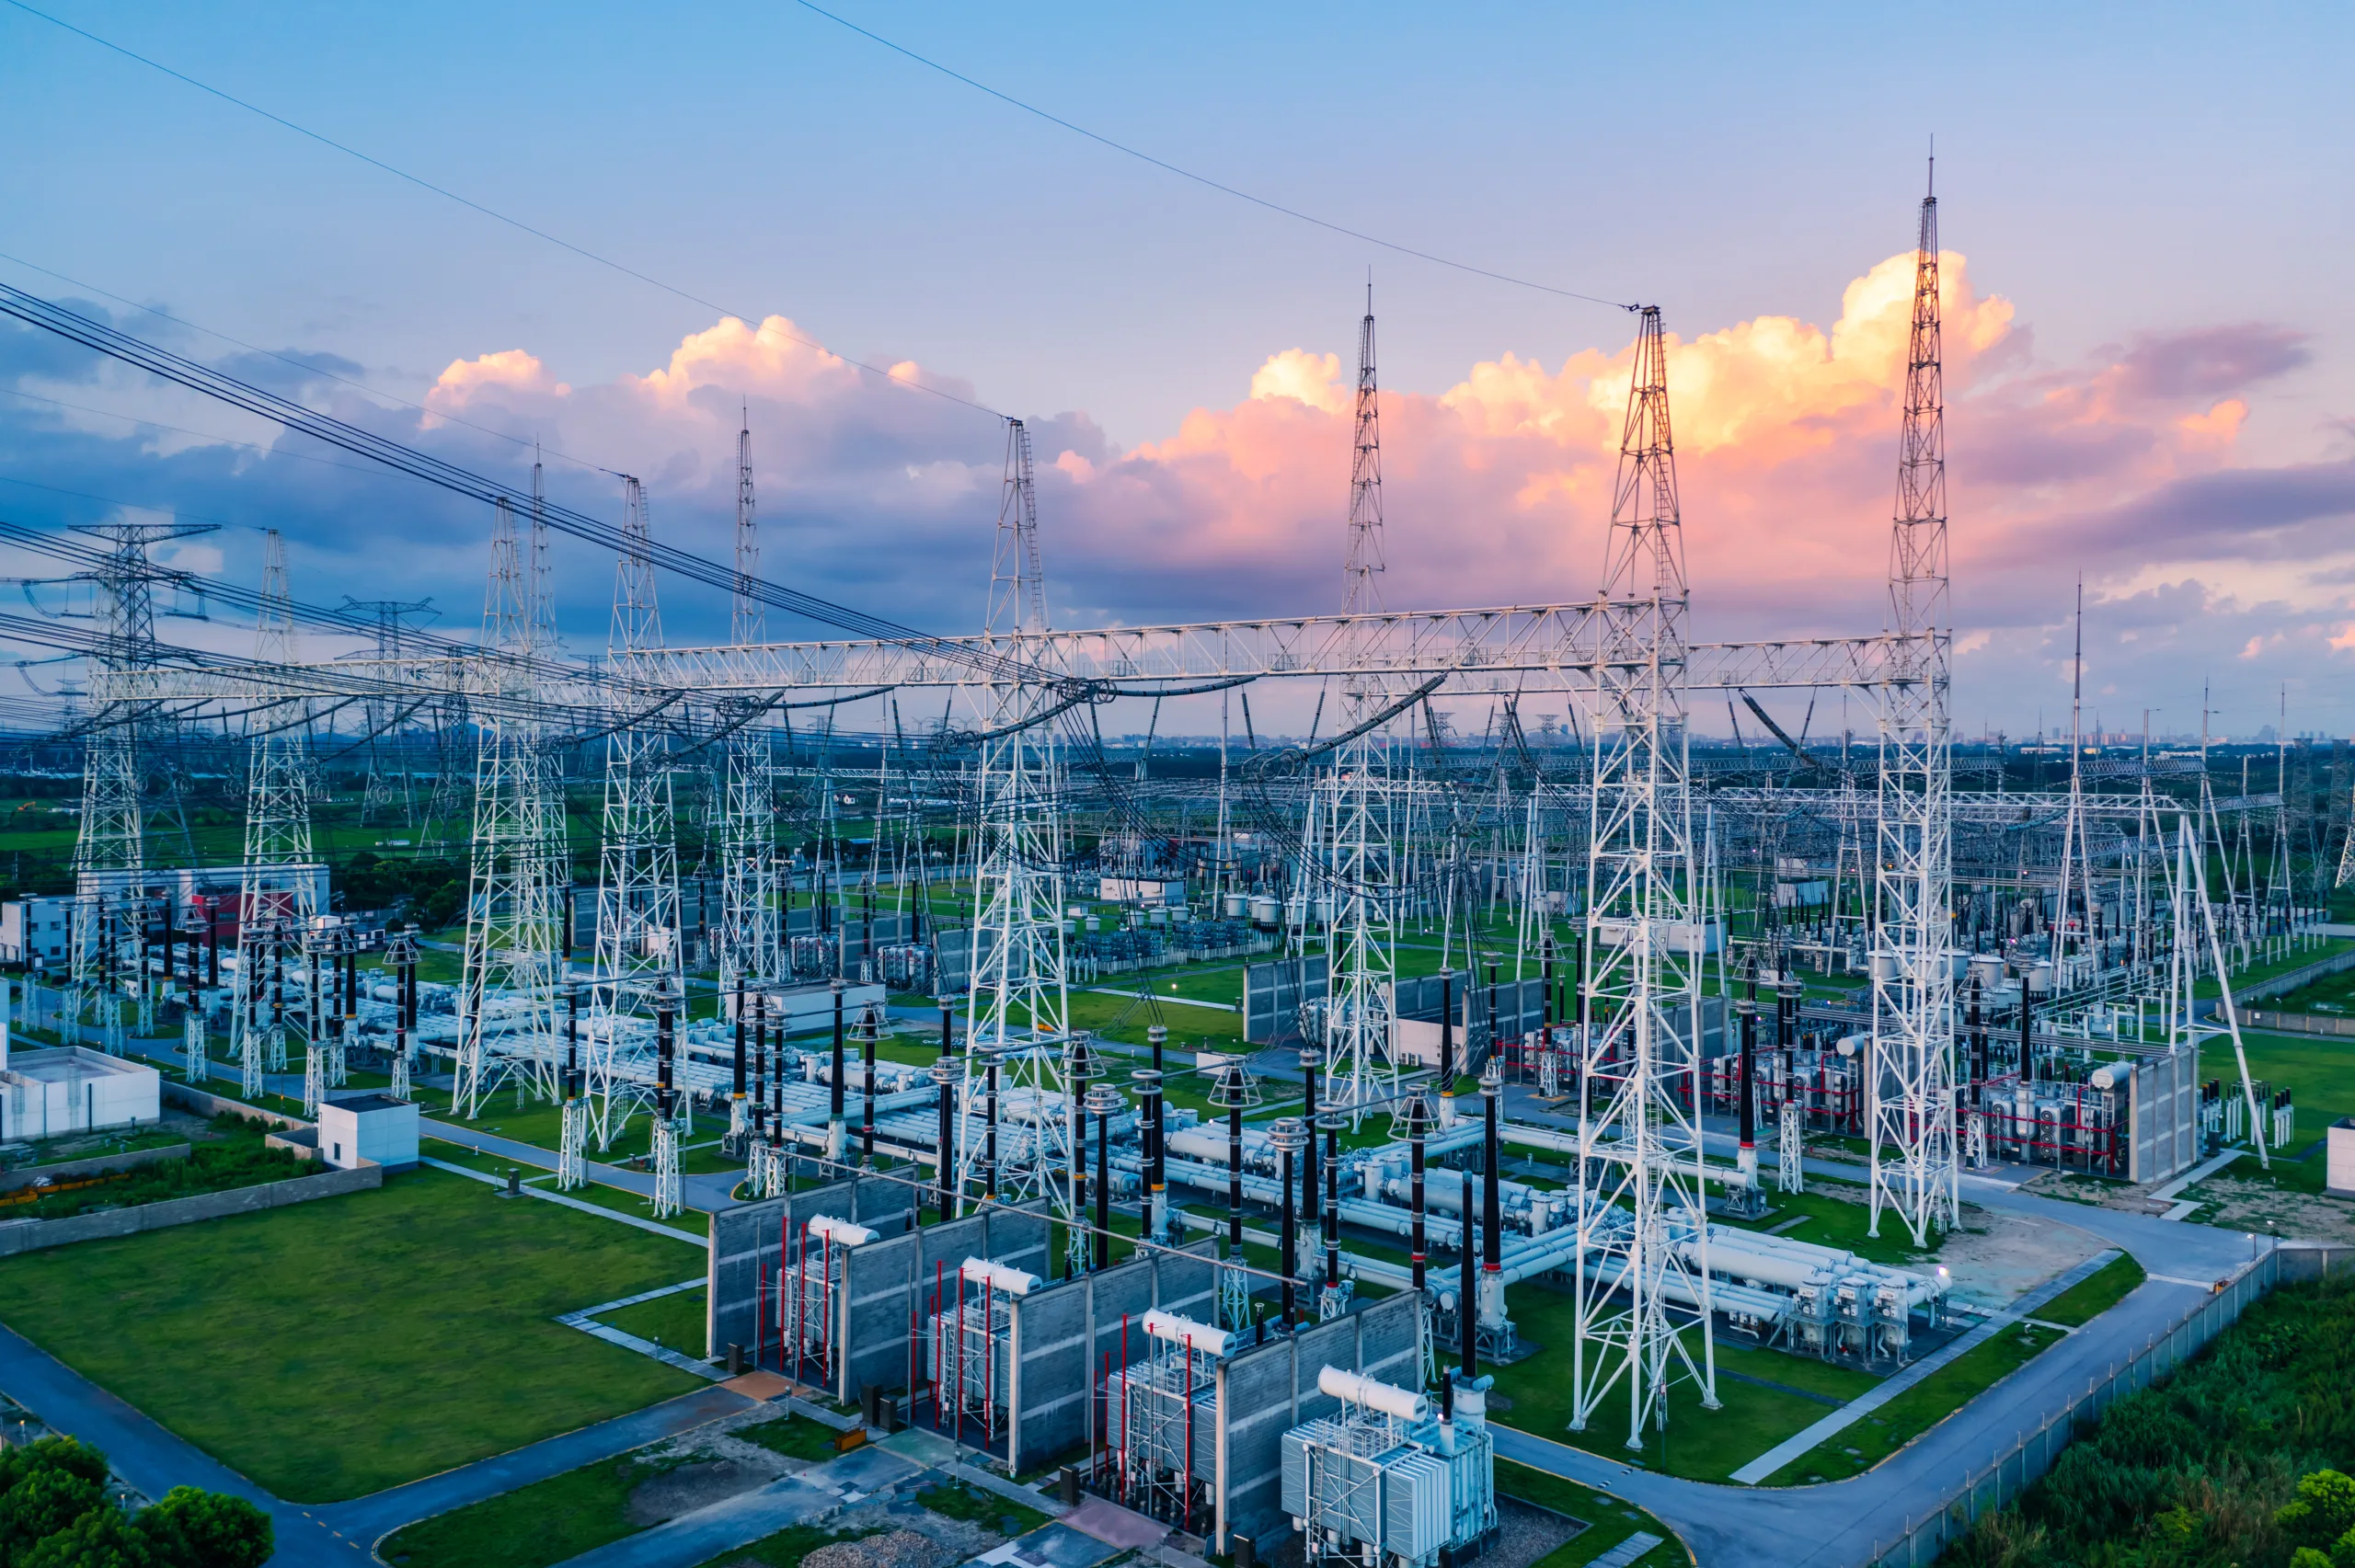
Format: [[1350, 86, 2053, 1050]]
[[1496, 1459, 1686, 1568], [379, 1448, 675, 1568], [0, 1166, 700, 1502], [1760, 1320, 2068, 1485], [2036, 1252, 2146, 1328]]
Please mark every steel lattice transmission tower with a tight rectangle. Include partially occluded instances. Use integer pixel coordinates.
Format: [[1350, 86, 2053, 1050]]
[[347, 597, 433, 826], [1569, 306, 1719, 1448], [68, 519, 209, 1032], [589, 477, 685, 1169], [1324, 280, 1401, 1124], [1867, 168, 1960, 1243], [231, 532, 317, 1096], [454, 497, 565, 1119], [957, 419, 1076, 1214], [718, 410, 781, 1009]]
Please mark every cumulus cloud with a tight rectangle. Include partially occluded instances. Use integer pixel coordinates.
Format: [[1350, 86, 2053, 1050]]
[[2, 246, 2348, 732]]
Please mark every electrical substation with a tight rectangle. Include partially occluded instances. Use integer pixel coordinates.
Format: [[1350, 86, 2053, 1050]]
[[0, 172, 2334, 1564]]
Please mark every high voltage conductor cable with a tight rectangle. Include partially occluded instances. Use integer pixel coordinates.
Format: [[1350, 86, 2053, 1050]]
[[0, 2, 1010, 423], [0, 247, 619, 478], [787, 0, 1636, 312], [0, 284, 1053, 687]]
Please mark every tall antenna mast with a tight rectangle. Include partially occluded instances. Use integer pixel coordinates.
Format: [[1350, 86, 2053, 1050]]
[[1866, 159, 1959, 1244], [1327, 274, 1402, 1139], [1344, 273, 1384, 616]]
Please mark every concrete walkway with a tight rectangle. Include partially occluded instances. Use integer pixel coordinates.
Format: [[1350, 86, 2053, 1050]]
[[421, 1120, 746, 1214], [318, 1387, 756, 1548], [418, 1153, 708, 1243]]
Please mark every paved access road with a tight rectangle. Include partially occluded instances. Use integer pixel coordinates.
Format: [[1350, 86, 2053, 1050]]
[[1492, 1174, 2263, 1568]]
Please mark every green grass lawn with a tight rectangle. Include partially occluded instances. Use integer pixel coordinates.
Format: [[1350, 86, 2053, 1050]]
[[598, 1288, 710, 1357], [2216, 1029, 2355, 1156], [913, 1481, 1049, 1539], [1488, 1277, 1878, 1482], [379, 1446, 684, 1568], [1719, 1180, 1948, 1269], [0, 1166, 702, 1502], [732, 1412, 843, 1462], [420, 1139, 708, 1238], [1759, 1320, 2067, 1485], [2035, 1252, 2146, 1327], [1497, 1459, 1687, 1568]]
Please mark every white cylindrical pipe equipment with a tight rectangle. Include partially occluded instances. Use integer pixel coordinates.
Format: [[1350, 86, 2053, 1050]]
[[1143, 1310, 1232, 1357], [805, 1214, 876, 1247], [959, 1257, 1040, 1295], [1317, 1366, 1429, 1422]]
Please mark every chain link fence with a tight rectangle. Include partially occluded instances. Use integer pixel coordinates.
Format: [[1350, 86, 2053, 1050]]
[[1866, 1242, 2354, 1567]]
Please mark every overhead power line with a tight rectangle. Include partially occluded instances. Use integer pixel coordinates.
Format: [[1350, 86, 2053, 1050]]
[[785, 0, 1635, 312], [0, 0, 1010, 423], [0, 283, 1063, 689]]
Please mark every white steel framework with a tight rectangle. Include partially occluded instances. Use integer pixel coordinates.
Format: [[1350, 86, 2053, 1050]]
[[718, 412, 781, 1000], [1867, 175, 1960, 1242], [454, 497, 566, 1118], [232, 532, 316, 1096], [956, 421, 1076, 1211], [1569, 306, 1719, 1448], [1324, 285, 1402, 1124], [586, 478, 684, 1150]]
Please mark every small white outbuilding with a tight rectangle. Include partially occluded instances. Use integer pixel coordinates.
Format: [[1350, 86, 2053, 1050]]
[[316, 1093, 419, 1172]]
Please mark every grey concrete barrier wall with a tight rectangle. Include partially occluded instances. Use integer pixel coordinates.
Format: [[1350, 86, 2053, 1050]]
[[160, 1084, 312, 1132], [0, 1143, 190, 1193], [1212, 1291, 1421, 1553], [2245, 1008, 2355, 1038], [2240, 945, 2355, 1003], [0, 1162, 380, 1257], [706, 1174, 914, 1360], [1867, 1242, 2355, 1568], [1012, 1240, 1225, 1475]]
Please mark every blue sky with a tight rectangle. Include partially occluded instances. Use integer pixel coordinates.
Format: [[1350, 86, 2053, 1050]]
[[1, 1, 2349, 734]]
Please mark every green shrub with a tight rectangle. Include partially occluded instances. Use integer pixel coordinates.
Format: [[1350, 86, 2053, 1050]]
[[0, 1436, 270, 1568], [1945, 1276, 2354, 1568]]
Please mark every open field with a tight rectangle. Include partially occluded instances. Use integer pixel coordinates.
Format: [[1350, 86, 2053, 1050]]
[[1491, 1276, 1880, 1482], [0, 1165, 701, 1501]]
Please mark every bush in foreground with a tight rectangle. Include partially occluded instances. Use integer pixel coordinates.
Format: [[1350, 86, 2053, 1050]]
[[1945, 1275, 2352, 1568], [0, 1438, 270, 1568]]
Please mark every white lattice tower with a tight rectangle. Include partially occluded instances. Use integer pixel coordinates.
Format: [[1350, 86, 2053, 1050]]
[[1867, 172, 1960, 1243], [232, 532, 318, 1086], [957, 420, 1076, 1211], [718, 411, 781, 989], [69, 520, 206, 1028], [1568, 305, 1719, 1448], [588, 477, 684, 1149], [2166, 816, 2271, 1169], [455, 499, 565, 1118], [1324, 284, 1400, 1125]]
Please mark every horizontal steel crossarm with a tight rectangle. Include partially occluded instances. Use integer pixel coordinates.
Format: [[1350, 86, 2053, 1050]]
[[624, 610, 1901, 692], [103, 656, 605, 716], [1701, 787, 2280, 823]]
